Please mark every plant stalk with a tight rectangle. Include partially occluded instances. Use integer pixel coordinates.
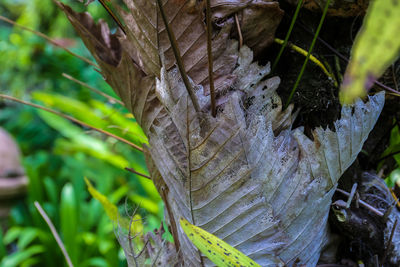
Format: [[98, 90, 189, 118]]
[[156, 0, 200, 112], [206, 0, 216, 117], [284, 0, 332, 109]]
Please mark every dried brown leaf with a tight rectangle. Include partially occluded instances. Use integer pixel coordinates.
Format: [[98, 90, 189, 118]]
[[116, 0, 239, 95], [211, 0, 284, 56]]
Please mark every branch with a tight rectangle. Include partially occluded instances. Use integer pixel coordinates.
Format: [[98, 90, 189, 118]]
[[34, 201, 74, 267], [0, 94, 143, 152]]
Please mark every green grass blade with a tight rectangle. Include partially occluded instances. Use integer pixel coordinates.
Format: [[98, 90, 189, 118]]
[[272, 0, 304, 73], [284, 0, 332, 109]]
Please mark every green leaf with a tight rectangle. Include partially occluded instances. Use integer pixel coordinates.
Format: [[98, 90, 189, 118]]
[[180, 218, 261, 267], [385, 168, 400, 188], [82, 257, 109, 267], [60, 183, 78, 263], [3, 227, 22, 245], [0, 245, 44, 267], [85, 177, 145, 253], [20, 257, 40, 267], [129, 194, 159, 215], [85, 177, 120, 223], [0, 229, 6, 259], [380, 125, 400, 167], [17, 228, 39, 250], [32, 92, 148, 145], [38, 110, 131, 169], [340, 0, 400, 103], [84, 178, 143, 235]]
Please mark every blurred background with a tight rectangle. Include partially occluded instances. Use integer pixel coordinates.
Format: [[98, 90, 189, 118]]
[[0, 1, 162, 266]]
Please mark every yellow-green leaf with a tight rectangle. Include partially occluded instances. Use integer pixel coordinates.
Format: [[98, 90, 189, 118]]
[[179, 218, 261, 267], [340, 0, 400, 104], [84, 177, 143, 235]]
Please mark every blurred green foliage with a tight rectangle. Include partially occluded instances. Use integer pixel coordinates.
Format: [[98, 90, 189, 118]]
[[383, 124, 400, 188], [0, 0, 162, 266]]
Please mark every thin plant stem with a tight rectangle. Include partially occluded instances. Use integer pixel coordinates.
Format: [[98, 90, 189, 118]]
[[297, 20, 400, 96], [378, 149, 400, 162], [125, 167, 151, 179], [392, 64, 399, 91], [160, 187, 181, 253], [126, 202, 141, 264], [234, 13, 243, 49], [62, 73, 124, 105], [382, 219, 397, 265], [0, 15, 98, 68], [0, 94, 143, 152], [34, 201, 74, 267], [155, 0, 200, 112], [284, 0, 332, 109], [271, 0, 303, 73], [206, 0, 216, 117], [336, 188, 384, 217]]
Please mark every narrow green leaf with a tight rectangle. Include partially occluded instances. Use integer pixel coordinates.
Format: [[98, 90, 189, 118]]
[[3, 227, 22, 245], [85, 178, 144, 252], [85, 177, 119, 223], [0, 245, 44, 267], [38, 110, 130, 169], [32, 92, 148, 145], [17, 228, 39, 250], [84, 178, 143, 234], [340, 0, 400, 103], [0, 229, 6, 259], [180, 218, 261, 267], [60, 183, 78, 264]]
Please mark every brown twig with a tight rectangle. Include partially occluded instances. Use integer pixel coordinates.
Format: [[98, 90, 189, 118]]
[[346, 183, 358, 208], [382, 219, 397, 264], [160, 186, 181, 253], [34, 201, 74, 267], [0, 15, 98, 68], [0, 94, 143, 152], [392, 64, 399, 91], [336, 188, 384, 217], [206, 0, 216, 117], [62, 73, 124, 105], [378, 149, 400, 162], [125, 167, 151, 179], [155, 0, 200, 112], [234, 13, 243, 49]]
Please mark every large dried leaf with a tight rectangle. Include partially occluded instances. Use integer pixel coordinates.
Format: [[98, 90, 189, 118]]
[[57, 2, 166, 136], [284, 0, 369, 17], [116, 0, 239, 94], [211, 0, 284, 56], [147, 46, 384, 266]]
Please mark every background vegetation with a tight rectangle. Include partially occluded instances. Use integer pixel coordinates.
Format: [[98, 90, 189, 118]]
[[0, 1, 161, 266]]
